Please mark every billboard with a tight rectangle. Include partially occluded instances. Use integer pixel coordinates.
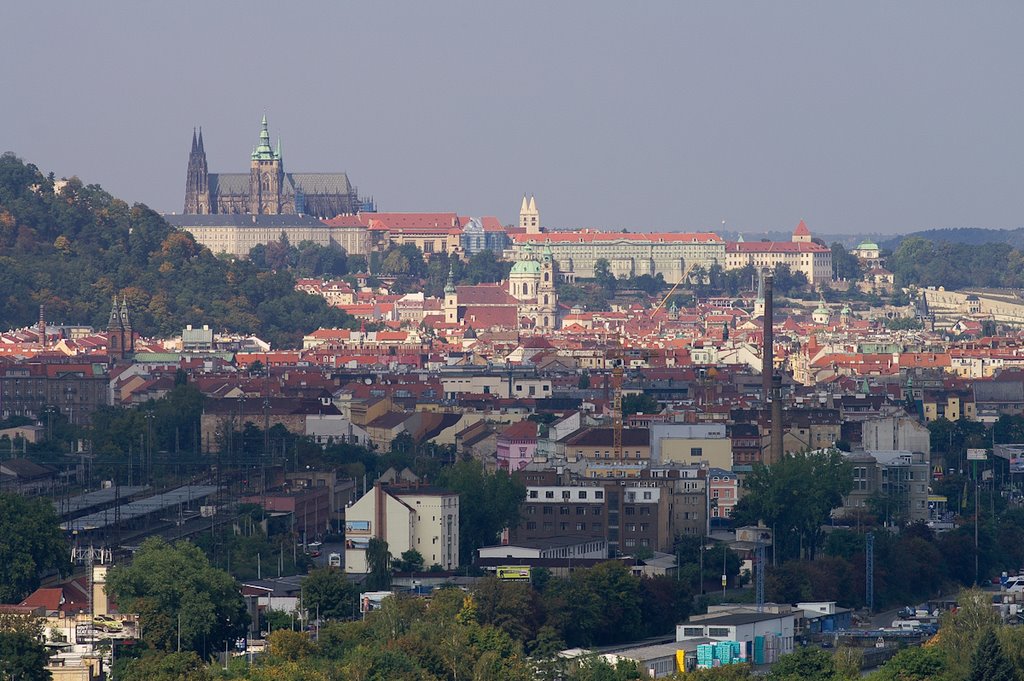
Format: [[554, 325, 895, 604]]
[[345, 520, 371, 534], [359, 591, 393, 613], [496, 566, 531, 581], [966, 449, 988, 461]]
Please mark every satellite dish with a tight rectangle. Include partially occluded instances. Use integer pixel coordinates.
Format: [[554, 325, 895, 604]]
[[364, 378, 372, 385]]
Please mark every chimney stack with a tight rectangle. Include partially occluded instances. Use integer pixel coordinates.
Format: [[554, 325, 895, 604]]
[[38, 304, 45, 345], [761, 271, 774, 402]]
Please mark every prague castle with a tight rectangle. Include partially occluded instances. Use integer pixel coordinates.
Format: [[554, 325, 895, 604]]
[[183, 117, 364, 218]]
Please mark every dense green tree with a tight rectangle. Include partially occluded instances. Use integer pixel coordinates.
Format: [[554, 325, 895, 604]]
[[568, 657, 641, 681], [765, 646, 835, 681], [968, 628, 1016, 681], [622, 392, 659, 416], [868, 645, 944, 681], [0, 615, 50, 681], [393, 549, 425, 574], [464, 249, 511, 284], [594, 258, 616, 292], [105, 537, 248, 655], [302, 568, 358, 621], [732, 449, 852, 562], [831, 243, 862, 281], [119, 651, 213, 681], [937, 588, 1002, 681], [364, 538, 392, 591], [472, 577, 543, 642], [0, 493, 68, 602], [438, 459, 526, 565]]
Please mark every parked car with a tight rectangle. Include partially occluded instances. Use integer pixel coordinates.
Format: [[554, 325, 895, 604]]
[[93, 615, 123, 633]]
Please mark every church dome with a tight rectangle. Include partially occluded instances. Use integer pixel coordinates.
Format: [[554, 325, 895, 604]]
[[510, 260, 541, 275]]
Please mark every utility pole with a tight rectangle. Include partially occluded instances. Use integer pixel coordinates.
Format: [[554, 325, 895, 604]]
[[865, 532, 875, 612]]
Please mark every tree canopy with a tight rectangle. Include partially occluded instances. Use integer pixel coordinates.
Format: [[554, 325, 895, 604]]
[[105, 536, 248, 656], [437, 459, 526, 565], [0, 493, 68, 602], [0, 153, 357, 348], [732, 449, 852, 562]]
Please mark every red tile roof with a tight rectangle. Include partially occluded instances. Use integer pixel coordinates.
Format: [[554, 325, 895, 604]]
[[512, 231, 723, 244]]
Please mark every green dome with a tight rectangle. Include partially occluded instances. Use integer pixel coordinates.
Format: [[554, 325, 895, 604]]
[[510, 260, 541, 275], [856, 242, 879, 250]]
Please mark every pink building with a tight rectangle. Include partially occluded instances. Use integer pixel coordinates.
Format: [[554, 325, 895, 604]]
[[496, 420, 539, 472], [708, 467, 741, 529]]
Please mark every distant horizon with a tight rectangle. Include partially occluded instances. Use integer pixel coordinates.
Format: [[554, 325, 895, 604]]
[[5, 2, 1022, 235]]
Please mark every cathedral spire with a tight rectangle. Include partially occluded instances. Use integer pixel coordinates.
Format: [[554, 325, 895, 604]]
[[253, 115, 275, 160], [197, 126, 204, 153], [191, 128, 198, 154]]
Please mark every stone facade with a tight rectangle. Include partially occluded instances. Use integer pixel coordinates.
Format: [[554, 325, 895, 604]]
[[184, 117, 362, 218]]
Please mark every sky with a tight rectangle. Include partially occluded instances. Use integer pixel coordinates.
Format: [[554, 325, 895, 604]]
[[3, 1, 1022, 235]]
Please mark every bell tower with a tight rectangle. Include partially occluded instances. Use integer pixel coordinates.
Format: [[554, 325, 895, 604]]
[[519, 195, 540, 234], [250, 116, 283, 214]]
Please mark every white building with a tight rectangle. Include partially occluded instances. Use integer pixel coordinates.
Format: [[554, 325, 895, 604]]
[[725, 221, 833, 287], [677, 610, 795, 657], [344, 484, 460, 574]]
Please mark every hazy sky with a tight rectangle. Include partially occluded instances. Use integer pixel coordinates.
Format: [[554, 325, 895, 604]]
[[3, 2, 1022, 235]]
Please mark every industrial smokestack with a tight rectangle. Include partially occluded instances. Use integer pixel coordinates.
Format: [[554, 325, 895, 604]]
[[761, 271, 774, 403], [769, 373, 784, 465], [38, 304, 45, 345]]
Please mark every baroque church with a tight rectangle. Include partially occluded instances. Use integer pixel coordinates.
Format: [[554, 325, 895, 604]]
[[443, 244, 558, 331], [183, 117, 363, 218]]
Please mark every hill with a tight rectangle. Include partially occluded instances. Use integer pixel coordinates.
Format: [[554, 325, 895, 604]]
[[880, 227, 1024, 251], [0, 153, 357, 348]]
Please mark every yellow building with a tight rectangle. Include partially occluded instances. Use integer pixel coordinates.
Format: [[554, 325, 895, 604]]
[[650, 423, 733, 469]]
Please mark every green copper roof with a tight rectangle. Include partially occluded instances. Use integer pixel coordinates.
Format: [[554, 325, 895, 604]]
[[251, 115, 279, 161], [510, 260, 542, 275]]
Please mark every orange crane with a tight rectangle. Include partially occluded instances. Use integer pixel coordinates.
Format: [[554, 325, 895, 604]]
[[604, 265, 701, 459]]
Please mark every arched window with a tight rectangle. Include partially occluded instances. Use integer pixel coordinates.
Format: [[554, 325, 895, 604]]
[[524, 283, 529, 296], [544, 272, 550, 282], [544, 294, 549, 305]]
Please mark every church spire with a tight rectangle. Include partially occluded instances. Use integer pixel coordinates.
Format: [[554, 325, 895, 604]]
[[108, 296, 121, 330], [191, 128, 198, 154], [253, 115, 275, 160], [197, 126, 204, 153], [445, 263, 457, 295]]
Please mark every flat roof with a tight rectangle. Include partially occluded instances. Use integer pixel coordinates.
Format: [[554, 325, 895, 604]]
[[54, 486, 150, 517], [685, 612, 792, 626], [63, 485, 218, 532]]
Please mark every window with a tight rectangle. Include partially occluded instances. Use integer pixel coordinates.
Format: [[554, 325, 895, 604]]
[[643, 491, 652, 500], [560, 507, 570, 515], [625, 507, 636, 516], [562, 491, 571, 499], [543, 507, 553, 515], [708, 628, 731, 637], [579, 491, 588, 499], [526, 506, 536, 515], [690, 447, 703, 457], [529, 490, 538, 499], [545, 491, 554, 499], [683, 627, 704, 637], [576, 506, 586, 515], [595, 491, 604, 500], [526, 521, 536, 530], [576, 523, 585, 531]]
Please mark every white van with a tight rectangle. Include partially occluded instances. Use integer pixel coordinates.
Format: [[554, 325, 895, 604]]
[[328, 553, 342, 568]]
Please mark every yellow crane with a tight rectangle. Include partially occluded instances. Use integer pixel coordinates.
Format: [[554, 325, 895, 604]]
[[650, 262, 706, 318]]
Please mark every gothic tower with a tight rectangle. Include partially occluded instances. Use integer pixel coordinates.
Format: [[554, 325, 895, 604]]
[[119, 295, 135, 354], [184, 128, 210, 214], [519, 195, 540, 234], [250, 116, 284, 215], [107, 296, 124, 360]]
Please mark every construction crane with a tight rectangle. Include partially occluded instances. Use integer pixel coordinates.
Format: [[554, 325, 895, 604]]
[[602, 265, 705, 460], [650, 262, 707, 318]]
